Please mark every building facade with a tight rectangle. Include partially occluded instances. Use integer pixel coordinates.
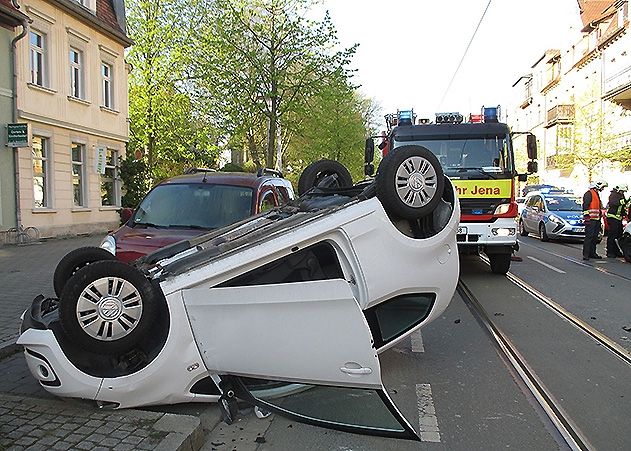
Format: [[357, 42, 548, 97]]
[[6, 0, 130, 239], [508, 0, 631, 193]]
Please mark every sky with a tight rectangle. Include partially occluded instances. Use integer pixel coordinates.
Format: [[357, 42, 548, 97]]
[[318, 0, 582, 123]]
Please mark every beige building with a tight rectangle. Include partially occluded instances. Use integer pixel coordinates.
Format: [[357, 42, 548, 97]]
[[509, 0, 631, 194], [10, 0, 131, 238]]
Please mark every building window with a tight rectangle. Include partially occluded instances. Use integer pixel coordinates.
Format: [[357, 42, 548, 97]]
[[101, 149, 119, 206], [69, 48, 83, 99], [32, 136, 49, 208], [101, 63, 113, 108], [72, 143, 86, 207], [29, 31, 45, 86]]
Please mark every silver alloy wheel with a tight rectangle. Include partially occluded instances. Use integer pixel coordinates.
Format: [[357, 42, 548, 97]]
[[395, 156, 438, 208], [76, 276, 143, 341]]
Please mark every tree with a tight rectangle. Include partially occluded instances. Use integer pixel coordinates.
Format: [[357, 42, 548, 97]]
[[554, 86, 625, 182], [127, 0, 219, 184], [198, 0, 357, 168], [285, 70, 376, 182]]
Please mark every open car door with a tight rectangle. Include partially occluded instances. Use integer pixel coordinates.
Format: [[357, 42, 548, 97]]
[[182, 279, 420, 440]]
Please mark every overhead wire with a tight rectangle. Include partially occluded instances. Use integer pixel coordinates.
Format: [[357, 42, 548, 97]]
[[436, 0, 493, 111]]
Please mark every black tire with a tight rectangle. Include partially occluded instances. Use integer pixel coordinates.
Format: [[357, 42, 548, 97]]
[[489, 253, 511, 275], [539, 223, 549, 242], [297, 159, 353, 195], [53, 247, 117, 297], [519, 220, 529, 237], [59, 260, 160, 355], [376, 145, 445, 220]]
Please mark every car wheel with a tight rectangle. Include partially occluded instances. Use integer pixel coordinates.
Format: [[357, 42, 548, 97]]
[[59, 260, 160, 355], [489, 253, 511, 275], [297, 159, 353, 195], [539, 223, 549, 242], [376, 145, 445, 220], [519, 220, 529, 237], [53, 247, 117, 298]]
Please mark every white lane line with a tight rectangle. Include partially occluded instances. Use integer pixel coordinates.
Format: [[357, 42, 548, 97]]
[[526, 256, 566, 274], [410, 329, 424, 353], [416, 383, 441, 442]]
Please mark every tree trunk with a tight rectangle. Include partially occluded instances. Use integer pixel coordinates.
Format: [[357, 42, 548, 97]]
[[266, 96, 277, 168]]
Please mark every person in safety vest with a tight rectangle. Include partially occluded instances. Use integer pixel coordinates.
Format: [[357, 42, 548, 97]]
[[606, 183, 628, 258], [582, 179, 608, 261]]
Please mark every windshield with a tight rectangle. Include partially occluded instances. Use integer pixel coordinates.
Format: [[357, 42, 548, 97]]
[[132, 183, 254, 229], [546, 196, 582, 212], [393, 135, 512, 176]]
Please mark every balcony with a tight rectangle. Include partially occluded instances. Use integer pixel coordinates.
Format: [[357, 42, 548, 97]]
[[545, 105, 575, 128], [603, 64, 631, 108]]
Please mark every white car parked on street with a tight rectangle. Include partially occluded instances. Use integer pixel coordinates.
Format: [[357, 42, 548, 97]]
[[18, 145, 460, 441]]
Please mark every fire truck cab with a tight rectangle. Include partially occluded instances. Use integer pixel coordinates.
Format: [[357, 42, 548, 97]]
[[366, 107, 538, 274]]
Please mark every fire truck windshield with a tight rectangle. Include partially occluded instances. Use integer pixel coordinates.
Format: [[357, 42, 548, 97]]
[[393, 135, 513, 178]]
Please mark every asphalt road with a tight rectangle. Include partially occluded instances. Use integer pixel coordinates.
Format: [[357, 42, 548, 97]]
[[2, 235, 631, 450]]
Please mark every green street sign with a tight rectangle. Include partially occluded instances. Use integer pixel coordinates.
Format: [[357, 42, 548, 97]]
[[7, 123, 29, 148]]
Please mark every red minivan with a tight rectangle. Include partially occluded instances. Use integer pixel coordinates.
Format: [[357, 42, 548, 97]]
[[100, 170, 294, 263]]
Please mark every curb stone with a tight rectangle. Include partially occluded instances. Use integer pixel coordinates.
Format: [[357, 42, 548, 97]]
[[0, 393, 204, 451]]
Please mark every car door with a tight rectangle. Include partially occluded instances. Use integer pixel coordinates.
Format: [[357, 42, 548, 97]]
[[181, 278, 420, 440], [522, 196, 536, 231]]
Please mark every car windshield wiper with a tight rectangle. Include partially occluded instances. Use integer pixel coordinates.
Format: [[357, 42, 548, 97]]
[[454, 167, 498, 179], [134, 221, 167, 228], [168, 224, 213, 230]]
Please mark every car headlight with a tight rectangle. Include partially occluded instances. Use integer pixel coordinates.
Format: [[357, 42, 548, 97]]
[[100, 235, 116, 255], [548, 214, 564, 225]]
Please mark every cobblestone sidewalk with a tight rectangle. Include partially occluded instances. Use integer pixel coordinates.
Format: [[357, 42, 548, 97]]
[[0, 393, 203, 451], [0, 235, 102, 347]]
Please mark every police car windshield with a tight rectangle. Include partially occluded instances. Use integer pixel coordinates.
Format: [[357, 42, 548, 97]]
[[546, 196, 582, 212], [393, 136, 511, 175]]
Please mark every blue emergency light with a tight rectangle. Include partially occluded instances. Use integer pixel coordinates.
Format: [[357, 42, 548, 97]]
[[482, 105, 500, 123], [397, 110, 414, 126]]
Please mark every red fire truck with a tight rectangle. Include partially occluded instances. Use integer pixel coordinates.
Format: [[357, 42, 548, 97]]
[[365, 107, 538, 274]]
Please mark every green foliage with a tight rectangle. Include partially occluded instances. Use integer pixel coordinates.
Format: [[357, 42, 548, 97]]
[[126, 0, 220, 185], [554, 85, 626, 181], [120, 153, 150, 208], [285, 70, 372, 182], [197, 0, 358, 168], [221, 162, 245, 172]]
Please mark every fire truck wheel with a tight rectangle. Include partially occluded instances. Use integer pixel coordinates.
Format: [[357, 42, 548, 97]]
[[376, 145, 445, 220], [489, 253, 511, 274], [53, 247, 117, 298], [298, 160, 353, 195], [59, 260, 160, 355]]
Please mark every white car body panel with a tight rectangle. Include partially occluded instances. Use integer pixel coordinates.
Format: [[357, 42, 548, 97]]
[[184, 279, 381, 388]]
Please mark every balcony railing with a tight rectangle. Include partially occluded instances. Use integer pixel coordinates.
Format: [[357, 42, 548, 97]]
[[546, 105, 574, 127]]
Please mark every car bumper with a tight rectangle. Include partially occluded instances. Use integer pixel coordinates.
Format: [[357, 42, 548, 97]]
[[18, 292, 216, 409], [545, 222, 585, 240], [456, 218, 517, 246]]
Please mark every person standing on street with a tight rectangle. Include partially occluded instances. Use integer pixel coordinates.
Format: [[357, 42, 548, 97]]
[[582, 179, 608, 260], [606, 183, 628, 258]]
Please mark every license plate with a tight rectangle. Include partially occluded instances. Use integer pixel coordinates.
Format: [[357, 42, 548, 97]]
[[457, 226, 468, 235], [575, 227, 585, 233]]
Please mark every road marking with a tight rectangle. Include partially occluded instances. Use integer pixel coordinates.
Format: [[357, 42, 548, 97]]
[[410, 329, 424, 353], [416, 383, 441, 442], [526, 256, 566, 274]]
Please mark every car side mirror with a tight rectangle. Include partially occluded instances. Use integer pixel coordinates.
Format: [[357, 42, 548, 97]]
[[120, 207, 134, 223], [527, 160, 538, 174], [526, 134, 537, 160], [364, 138, 375, 176], [517, 173, 528, 182]]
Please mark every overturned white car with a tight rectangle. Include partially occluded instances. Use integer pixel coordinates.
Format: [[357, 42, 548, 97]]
[[18, 145, 460, 441]]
